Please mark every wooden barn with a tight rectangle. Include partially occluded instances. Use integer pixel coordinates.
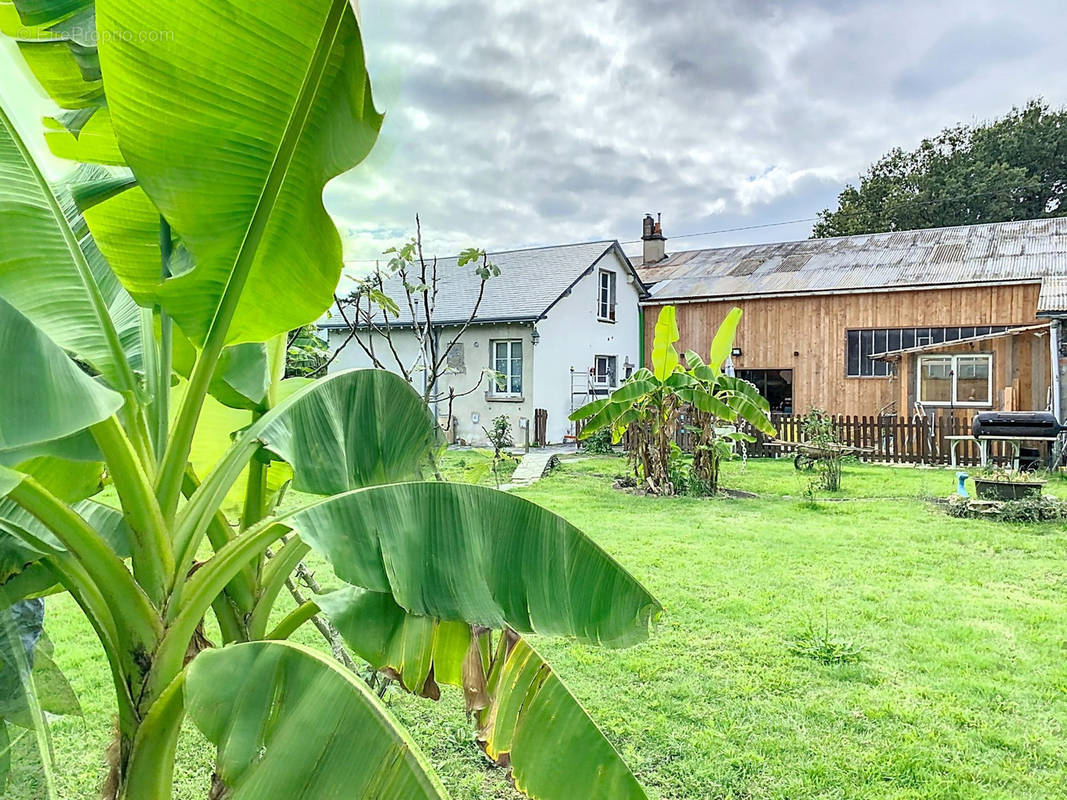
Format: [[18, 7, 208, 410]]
[[634, 216, 1067, 422]]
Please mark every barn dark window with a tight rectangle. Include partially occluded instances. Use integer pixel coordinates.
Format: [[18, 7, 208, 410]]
[[845, 326, 1010, 378], [736, 370, 793, 414]]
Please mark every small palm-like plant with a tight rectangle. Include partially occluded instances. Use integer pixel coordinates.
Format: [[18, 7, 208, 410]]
[[0, 1, 660, 797], [571, 306, 775, 494]]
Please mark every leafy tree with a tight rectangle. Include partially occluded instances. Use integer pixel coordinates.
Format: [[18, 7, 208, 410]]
[[0, 2, 660, 798], [571, 306, 775, 495], [814, 100, 1067, 237]]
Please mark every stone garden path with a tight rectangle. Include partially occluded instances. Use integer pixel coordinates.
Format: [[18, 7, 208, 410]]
[[501, 444, 577, 490]]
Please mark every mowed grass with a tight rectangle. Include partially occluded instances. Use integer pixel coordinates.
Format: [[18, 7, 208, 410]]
[[8, 456, 1067, 798]]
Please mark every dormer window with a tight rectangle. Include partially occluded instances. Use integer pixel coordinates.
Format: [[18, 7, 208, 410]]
[[598, 269, 616, 321]]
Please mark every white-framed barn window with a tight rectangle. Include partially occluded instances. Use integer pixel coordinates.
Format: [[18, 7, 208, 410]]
[[594, 355, 618, 388], [597, 269, 616, 321], [917, 353, 992, 407], [490, 339, 523, 396]]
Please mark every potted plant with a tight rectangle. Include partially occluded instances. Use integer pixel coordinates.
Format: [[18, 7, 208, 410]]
[[972, 468, 1047, 500]]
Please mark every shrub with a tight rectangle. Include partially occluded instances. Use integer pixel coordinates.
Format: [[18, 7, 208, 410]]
[[483, 414, 514, 456], [800, 408, 844, 492], [946, 494, 1067, 522], [581, 427, 615, 455]]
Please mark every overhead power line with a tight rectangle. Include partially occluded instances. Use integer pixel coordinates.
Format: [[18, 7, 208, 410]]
[[344, 180, 1064, 263]]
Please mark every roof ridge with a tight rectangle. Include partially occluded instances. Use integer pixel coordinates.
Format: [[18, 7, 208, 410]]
[[342, 238, 616, 266], [664, 216, 1067, 259]]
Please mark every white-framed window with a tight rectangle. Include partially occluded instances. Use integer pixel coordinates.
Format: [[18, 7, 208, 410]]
[[917, 353, 992, 406], [598, 269, 616, 321], [491, 339, 523, 396], [594, 355, 618, 387]]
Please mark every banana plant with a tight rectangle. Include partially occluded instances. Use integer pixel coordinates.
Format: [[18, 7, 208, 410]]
[[0, 1, 661, 798], [571, 305, 775, 494]]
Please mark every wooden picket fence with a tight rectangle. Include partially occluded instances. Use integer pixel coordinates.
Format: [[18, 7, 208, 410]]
[[579, 412, 1023, 466], [743, 413, 998, 466]]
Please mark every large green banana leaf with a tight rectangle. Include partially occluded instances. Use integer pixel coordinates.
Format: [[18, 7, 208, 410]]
[[9, 0, 91, 28], [95, 0, 383, 346], [185, 641, 448, 800], [708, 307, 742, 373], [176, 380, 289, 513], [58, 165, 144, 372], [478, 635, 646, 800], [178, 370, 439, 550], [73, 179, 171, 309], [2, 0, 123, 171], [317, 588, 648, 800], [12, 38, 101, 109], [75, 176, 280, 410], [0, 298, 123, 453], [43, 105, 123, 165], [73, 177, 275, 412], [255, 369, 443, 495], [651, 305, 680, 381], [316, 587, 472, 697], [9, 456, 101, 503], [286, 482, 660, 648], [0, 430, 101, 470], [0, 598, 81, 793], [0, 100, 135, 393]]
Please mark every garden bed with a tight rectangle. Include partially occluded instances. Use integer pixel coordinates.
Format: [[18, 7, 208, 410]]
[[972, 477, 1045, 500]]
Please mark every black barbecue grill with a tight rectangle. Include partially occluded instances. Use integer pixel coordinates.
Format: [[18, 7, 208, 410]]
[[971, 412, 1066, 439]]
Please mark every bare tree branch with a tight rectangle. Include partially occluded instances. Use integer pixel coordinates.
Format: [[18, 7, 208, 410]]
[[319, 215, 498, 415], [432, 271, 489, 377]]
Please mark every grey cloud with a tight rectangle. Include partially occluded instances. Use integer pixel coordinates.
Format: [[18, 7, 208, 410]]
[[893, 19, 1038, 100], [325, 0, 1067, 261]]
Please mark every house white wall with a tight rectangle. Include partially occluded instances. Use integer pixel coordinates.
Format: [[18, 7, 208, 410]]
[[532, 248, 642, 443], [431, 322, 535, 446], [323, 245, 642, 446], [326, 322, 536, 447], [326, 328, 429, 393]]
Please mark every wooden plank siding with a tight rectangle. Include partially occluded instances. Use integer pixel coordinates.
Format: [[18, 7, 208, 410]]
[[642, 283, 1045, 417]]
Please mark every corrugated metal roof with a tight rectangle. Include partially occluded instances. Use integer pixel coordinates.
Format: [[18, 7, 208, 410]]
[[322, 240, 635, 328], [1037, 276, 1067, 316], [637, 217, 1067, 301]]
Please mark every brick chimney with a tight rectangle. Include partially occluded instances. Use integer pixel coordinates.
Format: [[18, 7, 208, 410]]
[[642, 213, 666, 265]]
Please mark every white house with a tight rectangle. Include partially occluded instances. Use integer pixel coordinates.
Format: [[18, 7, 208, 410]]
[[320, 240, 647, 446]]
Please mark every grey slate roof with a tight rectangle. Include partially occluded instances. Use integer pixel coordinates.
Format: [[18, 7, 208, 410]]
[[1037, 276, 1067, 316], [323, 240, 633, 328], [638, 217, 1067, 301]]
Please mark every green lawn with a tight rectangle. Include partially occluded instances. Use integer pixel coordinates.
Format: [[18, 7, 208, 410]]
[[8, 456, 1067, 798]]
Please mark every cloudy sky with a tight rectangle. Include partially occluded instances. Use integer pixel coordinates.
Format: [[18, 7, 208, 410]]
[[334, 0, 1067, 264], [4, 0, 1067, 267]]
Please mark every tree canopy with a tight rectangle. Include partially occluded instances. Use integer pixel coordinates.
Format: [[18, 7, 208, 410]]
[[813, 100, 1067, 238]]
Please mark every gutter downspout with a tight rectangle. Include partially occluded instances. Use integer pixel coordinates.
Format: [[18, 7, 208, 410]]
[[1051, 319, 1062, 421], [638, 307, 645, 369]]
